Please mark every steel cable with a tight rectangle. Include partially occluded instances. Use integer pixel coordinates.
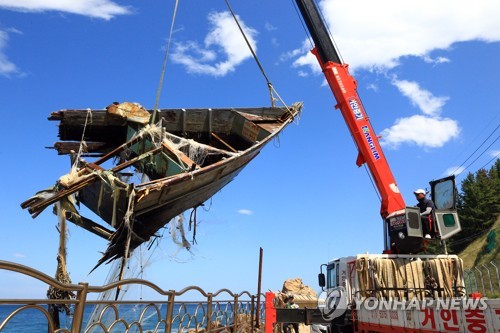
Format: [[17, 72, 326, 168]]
[[450, 123, 499, 175], [224, 0, 295, 119], [151, 0, 180, 124]]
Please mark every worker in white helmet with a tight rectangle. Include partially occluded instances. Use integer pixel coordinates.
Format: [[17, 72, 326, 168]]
[[414, 189, 435, 239]]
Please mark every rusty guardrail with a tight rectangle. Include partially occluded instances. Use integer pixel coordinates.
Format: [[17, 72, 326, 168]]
[[464, 260, 500, 298], [0, 260, 264, 333]]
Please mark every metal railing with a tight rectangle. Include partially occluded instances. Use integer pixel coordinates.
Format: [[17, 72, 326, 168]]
[[0, 260, 263, 333], [464, 260, 500, 298]]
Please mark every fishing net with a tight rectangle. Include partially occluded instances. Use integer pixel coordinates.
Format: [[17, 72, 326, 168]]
[[163, 132, 211, 167], [47, 202, 75, 316]]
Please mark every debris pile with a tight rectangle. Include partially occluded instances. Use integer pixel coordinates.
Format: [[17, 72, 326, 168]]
[[276, 277, 318, 308]]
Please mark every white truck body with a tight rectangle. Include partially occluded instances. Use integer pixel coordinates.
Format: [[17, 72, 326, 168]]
[[324, 254, 500, 332]]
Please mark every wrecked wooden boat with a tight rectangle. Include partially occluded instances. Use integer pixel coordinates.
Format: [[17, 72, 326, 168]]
[[22, 102, 302, 269]]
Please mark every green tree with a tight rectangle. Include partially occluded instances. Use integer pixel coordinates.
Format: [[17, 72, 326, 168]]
[[449, 159, 500, 253]]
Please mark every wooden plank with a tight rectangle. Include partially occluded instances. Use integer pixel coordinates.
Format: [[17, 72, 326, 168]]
[[162, 141, 199, 169], [210, 132, 238, 153], [51, 141, 113, 155], [65, 211, 113, 240], [23, 147, 162, 217]]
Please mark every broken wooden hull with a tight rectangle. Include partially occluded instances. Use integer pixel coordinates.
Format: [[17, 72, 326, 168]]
[[79, 141, 257, 266], [22, 102, 302, 268]]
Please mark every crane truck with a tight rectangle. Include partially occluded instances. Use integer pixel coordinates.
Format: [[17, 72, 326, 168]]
[[265, 1, 500, 332]]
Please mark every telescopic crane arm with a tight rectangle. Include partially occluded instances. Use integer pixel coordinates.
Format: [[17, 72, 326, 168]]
[[294, 0, 406, 220]]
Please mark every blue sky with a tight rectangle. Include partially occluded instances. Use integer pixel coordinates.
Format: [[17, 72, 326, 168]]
[[0, 0, 499, 299]]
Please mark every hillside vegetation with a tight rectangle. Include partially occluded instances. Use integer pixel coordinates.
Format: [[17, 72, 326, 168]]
[[449, 159, 499, 297], [458, 217, 499, 269], [448, 159, 499, 256]]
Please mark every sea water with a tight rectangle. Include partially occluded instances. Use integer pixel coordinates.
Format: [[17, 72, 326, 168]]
[[0, 303, 209, 333]]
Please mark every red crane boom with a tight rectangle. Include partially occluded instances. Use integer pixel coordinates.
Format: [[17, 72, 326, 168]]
[[294, 0, 406, 220], [311, 50, 406, 220]]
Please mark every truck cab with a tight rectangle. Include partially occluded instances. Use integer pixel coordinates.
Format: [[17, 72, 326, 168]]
[[318, 257, 354, 331]]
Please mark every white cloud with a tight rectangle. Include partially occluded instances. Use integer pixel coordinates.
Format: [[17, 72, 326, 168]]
[[0, 0, 130, 20], [380, 79, 459, 148], [292, 0, 500, 72], [366, 83, 378, 92], [237, 209, 253, 215], [423, 55, 450, 65], [297, 70, 308, 77], [13, 252, 26, 258], [0, 1, 129, 77], [265, 22, 277, 32], [444, 166, 466, 176], [282, 40, 321, 74], [380, 115, 460, 149], [5, 27, 22, 35], [171, 11, 257, 77], [280, 43, 306, 61], [292, 49, 321, 75], [285, 1, 500, 150], [490, 150, 500, 158], [0, 29, 19, 77], [392, 79, 448, 117]]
